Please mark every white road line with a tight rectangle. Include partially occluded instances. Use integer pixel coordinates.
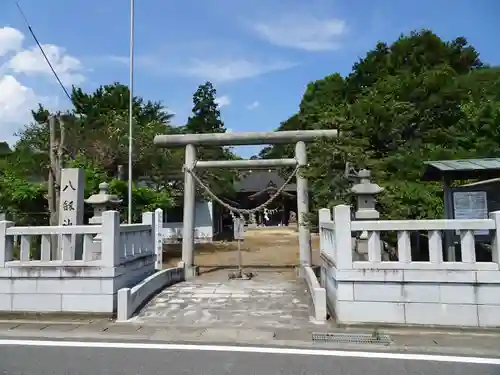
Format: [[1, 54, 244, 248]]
[[0, 339, 498, 365]]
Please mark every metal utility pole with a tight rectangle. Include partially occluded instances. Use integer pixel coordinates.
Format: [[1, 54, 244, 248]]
[[127, 0, 135, 223]]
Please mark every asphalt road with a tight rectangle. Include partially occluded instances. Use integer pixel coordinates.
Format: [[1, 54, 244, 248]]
[[0, 339, 499, 375]]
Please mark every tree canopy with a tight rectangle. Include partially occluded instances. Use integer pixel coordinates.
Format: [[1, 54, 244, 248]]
[[182, 81, 239, 198], [260, 30, 500, 221], [0, 81, 235, 223], [2, 29, 500, 226]]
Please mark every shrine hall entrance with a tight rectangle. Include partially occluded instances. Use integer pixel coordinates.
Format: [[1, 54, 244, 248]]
[[234, 170, 301, 228]]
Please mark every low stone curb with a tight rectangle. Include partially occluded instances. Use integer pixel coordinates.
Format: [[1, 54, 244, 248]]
[[0, 321, 499, 358]]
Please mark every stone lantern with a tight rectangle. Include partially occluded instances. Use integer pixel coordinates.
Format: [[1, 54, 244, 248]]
[[351, 169, 384, 220], [84, 182, 122, 259], [350, 169, 384, 260], [84, 182, 122, 225]]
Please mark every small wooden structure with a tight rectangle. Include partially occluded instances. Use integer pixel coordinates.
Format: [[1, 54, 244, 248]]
[[422, 157, 500, 261], [234, 170, 298, 227]]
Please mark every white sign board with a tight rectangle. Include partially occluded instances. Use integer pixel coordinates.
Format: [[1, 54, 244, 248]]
[[154, 208, 164, 270], [233, 217, 245, 240], [453, 191, 489, 236]]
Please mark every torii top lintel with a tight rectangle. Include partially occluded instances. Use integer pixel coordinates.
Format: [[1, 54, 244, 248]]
[[154, 129, 339, 147]]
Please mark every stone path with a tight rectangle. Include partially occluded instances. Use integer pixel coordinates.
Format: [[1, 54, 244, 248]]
[[130, 269, 315, 329]]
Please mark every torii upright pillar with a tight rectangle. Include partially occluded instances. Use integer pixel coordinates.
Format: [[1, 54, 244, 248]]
[[295, 141, 311, 270], [181, 144, 196, 276]]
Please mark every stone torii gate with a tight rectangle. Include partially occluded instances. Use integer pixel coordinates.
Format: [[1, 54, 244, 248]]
[[154, 130, 338, 278]]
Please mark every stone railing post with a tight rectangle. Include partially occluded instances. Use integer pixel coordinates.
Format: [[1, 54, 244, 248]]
[[142, 212, 153, 224], [490, 211, 500, 265], [333, 205, 353, 269], [101, 211, 120, 267], [142, 211, 154, 256], [0, 221, 14, 267], [154, 208, 164, 270], [318, 208, 333, 258]]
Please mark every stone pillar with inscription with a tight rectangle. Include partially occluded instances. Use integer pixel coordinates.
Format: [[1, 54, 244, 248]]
[[58, 168, 85, 260]]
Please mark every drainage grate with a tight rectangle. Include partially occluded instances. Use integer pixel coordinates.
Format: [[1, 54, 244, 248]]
[[312, 332, 392, 345]]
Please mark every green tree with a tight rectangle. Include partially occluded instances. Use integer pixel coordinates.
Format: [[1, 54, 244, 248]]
[[184, 81, 238, 197], [0, 142, 11, 156], [15, 83, 179, 180], [260, 30, 500, 223], [186, 82, 226, 134], [0, 157, 47, 225], [6, 83, 178, 222]]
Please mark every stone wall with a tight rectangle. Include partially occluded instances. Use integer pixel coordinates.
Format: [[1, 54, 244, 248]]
[[319, 205, 500, 328], [0, 255, 155, 313], [161, 200, 213, 243], [0, 210, 160, 314]]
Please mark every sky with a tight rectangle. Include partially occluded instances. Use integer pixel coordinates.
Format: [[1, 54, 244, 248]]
[[0, 0, 499, 157]]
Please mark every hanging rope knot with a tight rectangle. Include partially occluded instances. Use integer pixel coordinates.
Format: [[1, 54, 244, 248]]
[[185, 163, 300, 223]]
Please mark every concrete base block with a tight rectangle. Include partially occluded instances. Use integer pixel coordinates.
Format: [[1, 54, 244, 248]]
[[336, 300, 406, 325], [0, 255, 156, 314], [321, 259, 500, 328], [185, 265, 199, 279], [297, 266, 303, 278], [297, 266, 309, 278]]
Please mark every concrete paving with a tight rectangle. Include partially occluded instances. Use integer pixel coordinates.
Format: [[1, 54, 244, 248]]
[[0, 319, 500, 357], [131, 269, 317, 329]]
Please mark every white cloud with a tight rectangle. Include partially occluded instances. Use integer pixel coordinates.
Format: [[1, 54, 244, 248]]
[[102, 54, 159, 69], [178, 58, 297, 82], [0, 75, 38, 122], [101, 38, 298, 83], [6, 44, 85, 85], [252, 15, 347, 51], [0, 75, 43, 143], [0, 27, 77, 144], [247, 100, 260, 110], [215, 95, 231, 108], [0, 27, 24, 57]]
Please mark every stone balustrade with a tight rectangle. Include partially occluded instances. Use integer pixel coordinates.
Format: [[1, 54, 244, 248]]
[[119, 224, 154, 258], [0, 210, 163, 314], [1, 224, 102, 264], [319, 204, 500, 328], [118, 212, 156, 262]]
